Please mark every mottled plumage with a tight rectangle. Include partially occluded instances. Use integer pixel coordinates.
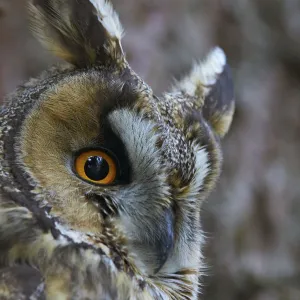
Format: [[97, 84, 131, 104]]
[[0, 0, 234, 299]]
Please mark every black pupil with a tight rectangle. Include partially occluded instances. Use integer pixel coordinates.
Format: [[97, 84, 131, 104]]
[[84, 156, 109, 181]]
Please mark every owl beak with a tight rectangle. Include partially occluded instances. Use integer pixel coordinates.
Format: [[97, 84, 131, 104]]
[[153, 206, 175, 273]]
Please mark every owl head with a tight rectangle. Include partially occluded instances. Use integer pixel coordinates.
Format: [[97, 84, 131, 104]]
[[0, 0, 234, 298]]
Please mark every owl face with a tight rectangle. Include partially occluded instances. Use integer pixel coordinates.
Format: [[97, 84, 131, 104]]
[[0, 0, 234, 297], [17, 67, 214, 274]]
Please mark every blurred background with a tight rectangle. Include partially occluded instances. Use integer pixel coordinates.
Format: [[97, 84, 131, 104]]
[[1, 0, 300, 299]]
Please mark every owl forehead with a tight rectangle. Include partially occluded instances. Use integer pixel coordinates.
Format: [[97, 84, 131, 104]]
[[136, 93, 201, 184]]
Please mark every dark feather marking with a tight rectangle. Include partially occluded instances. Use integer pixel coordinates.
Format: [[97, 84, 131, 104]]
[[0, 266, 45, 300]]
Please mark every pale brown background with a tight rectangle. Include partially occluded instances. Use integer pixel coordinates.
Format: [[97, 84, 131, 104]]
[[1, 1, 300, 299]]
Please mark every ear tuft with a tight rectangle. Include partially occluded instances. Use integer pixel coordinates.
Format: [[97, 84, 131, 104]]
[[202, 63, 235, 138], [89, 0, 124, 40], [171, 47, 234, 138], [28, 0, 126, 68], [172, 47, 226, 99]]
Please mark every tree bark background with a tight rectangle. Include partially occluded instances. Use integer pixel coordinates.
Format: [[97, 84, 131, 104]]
[[0, 0, 300, 299]]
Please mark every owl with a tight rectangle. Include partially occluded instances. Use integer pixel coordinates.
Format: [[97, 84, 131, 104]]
[[0, 0, 234, 299]]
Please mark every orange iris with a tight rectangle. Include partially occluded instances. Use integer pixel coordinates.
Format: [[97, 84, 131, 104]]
[[75, 150, 117, 185]]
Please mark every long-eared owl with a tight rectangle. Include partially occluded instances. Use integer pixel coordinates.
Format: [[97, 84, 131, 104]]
[[0, 0, 235, 299]]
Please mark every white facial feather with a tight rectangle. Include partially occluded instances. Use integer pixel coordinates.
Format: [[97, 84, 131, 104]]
[[190, 145, 210, 197], [108, 109, 170, 212]]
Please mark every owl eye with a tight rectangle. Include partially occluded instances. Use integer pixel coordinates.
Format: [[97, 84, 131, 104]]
[[75, 150, 117, 185]]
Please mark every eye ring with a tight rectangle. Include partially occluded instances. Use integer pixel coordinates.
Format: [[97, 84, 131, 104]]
[[74, 149, 117, 185]]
